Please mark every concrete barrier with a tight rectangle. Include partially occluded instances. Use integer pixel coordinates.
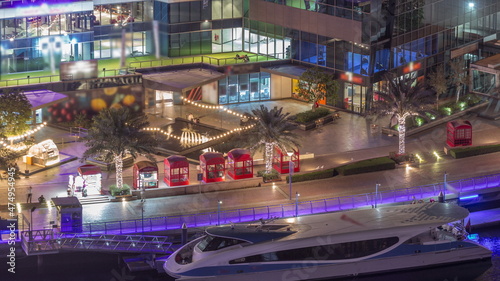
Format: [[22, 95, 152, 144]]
[[132, 177, 263, 199]]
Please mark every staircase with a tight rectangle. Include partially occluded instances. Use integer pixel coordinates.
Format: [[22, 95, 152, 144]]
[[78, 195, 111, 205]]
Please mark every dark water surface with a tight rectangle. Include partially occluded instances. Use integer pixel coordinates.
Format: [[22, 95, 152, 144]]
[[1, 226, 499, 281]]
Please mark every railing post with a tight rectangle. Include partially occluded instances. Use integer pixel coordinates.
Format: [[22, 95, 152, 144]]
[[119, 221, 122, 235], [281, 205, 284, 217], [324, 199, 327, 212], [104, 222, 107, 234], [165, 217, 167, 230], [238, 209, 241, 223], [310, 201, 313, 214], [150, 218, 152, 231], [267, 206, 270, 219], [253, 208, 255, 221]]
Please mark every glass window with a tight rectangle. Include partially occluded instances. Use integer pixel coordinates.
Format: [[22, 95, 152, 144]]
[[239, 74, 249, 102], [219, 78, 227, 104], [260, 72, 270, 100]]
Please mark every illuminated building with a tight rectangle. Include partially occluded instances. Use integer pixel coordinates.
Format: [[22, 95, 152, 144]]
[[0, 0, 499, 114]]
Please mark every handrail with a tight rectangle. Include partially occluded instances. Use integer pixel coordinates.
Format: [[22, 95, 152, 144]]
[[76, 172, 500, 235]]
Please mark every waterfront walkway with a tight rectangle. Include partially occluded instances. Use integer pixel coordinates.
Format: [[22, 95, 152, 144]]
[[2, 99, 500, 236]]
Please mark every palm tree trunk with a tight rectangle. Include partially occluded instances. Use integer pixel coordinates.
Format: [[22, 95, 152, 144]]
[[114, 153, 124, 190], [397, 116, 406, 155], [265, 142, 274, 174]]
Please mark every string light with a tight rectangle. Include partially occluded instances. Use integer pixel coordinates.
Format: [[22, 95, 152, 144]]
[[145, 124, 255, 143], [0, 122, 47, 151], [181, 98, 258, 120], [4, 122, 47, 142]]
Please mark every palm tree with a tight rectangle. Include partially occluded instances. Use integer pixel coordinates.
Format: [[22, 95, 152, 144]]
[[242, 105, 300, 174], [371, 73, 434, 155], [82, 107, 159, 190]]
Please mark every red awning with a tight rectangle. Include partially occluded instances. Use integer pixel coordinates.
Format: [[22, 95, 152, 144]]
[[134, 160, 158, 171], [78, 165, 101, 175], [200, 152, 225, 165], [165, 155, 189, 169], [228, 148, 252, 161]]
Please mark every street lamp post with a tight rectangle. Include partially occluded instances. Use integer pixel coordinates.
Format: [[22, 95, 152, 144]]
[[375, 183, 380, 208], [217, 200, 222, 226], [141, 203, 144, 235], [443, 171, 447, 202], [287, 152, 294, 200], [30, 207, 36, 240], [295, 192, 300, 217]]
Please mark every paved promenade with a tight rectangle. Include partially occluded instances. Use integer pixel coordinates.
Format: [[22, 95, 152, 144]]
[[1, 99, 500, 232]]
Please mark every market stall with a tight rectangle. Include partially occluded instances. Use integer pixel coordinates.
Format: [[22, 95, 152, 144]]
[[446, 120, 472, 147], [200, 152, 225, 183], [272, 147, 300, 174], [26, 139, 60, 167], [164, 155, 189, 187], [73, 164, 102, 196], [133, 161, 159, 189], [227, 148, 253, 180]]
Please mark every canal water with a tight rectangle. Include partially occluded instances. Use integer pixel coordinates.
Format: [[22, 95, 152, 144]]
[[1, 226, 499, 281]]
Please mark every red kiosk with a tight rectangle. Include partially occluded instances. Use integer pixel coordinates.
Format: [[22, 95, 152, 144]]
[[75, 164, 102, 196], [227, 148, 253, 180], [133, 161, 159, 189], [200, 152, 225, 183], [272, 147, 300, 174], [164, 155, 190, 186], [446, 120, 472, 147]]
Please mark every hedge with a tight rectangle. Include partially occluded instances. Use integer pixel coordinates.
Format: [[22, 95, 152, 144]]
[[449, 144, 500, 159], [334, 157, 396, 176], [286, 168, 335, 183], [294, 108, 330, 124]]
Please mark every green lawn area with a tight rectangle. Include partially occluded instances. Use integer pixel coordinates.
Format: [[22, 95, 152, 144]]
[[0, 51, 275, 87]]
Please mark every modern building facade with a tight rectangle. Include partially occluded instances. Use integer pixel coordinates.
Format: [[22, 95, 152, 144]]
[[1, 0, 499, 116]]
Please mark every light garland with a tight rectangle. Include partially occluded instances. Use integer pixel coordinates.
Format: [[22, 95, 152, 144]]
[[4, 122, 47, 142], [0, 122, 47, 151], [145, 124, 255, 142], [181, 98, 258, 120]]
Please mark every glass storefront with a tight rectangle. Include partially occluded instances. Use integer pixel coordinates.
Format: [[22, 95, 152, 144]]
[[218, 72, 270, 104], [472, 69, 497, 94]]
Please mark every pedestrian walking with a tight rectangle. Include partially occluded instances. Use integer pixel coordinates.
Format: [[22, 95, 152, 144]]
[[27, 186, 32, 203]]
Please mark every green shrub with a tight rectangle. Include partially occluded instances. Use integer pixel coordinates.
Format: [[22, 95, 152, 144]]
[[449, 144, 500, 159], [109, 184, 131, 196], [294, 108, 330, 124], [257, 170, 281, 181], [287, 168, 335, 183], [335, 157, 396, 176]]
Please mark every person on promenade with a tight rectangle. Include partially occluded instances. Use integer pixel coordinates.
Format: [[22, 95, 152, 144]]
[[27, 186, 32, 203]]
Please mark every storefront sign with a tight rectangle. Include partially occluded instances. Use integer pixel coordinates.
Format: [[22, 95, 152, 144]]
[[340, 72, 363, 84]]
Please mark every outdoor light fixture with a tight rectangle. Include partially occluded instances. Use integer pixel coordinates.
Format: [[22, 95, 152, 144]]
[[468, 2, 475, 8]]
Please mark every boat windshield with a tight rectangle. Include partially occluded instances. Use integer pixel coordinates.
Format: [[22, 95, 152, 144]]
[[197, 235, 247, 252]]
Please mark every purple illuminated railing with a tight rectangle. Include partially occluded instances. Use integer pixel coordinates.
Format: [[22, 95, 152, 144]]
[[81, 173, 500, 235]]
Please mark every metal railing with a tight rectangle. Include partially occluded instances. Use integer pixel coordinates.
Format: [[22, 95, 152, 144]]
[[0, 66, 137, 87], [21, 229, 178, 255], [128, 53, 282, 69], [75, 172, 500, 235]]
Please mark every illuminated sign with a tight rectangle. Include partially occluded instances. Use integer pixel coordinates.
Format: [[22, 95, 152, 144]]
[[0, 2, 93, 19], [402, 62, 422, 74], [340, 72, 363, 84]]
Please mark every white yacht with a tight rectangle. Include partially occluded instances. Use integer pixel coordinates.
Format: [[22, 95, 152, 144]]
[[164, 203, 491, 281]]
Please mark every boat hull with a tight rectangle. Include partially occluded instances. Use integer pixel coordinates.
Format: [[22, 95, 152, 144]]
[[172, 245, 491, 281]]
